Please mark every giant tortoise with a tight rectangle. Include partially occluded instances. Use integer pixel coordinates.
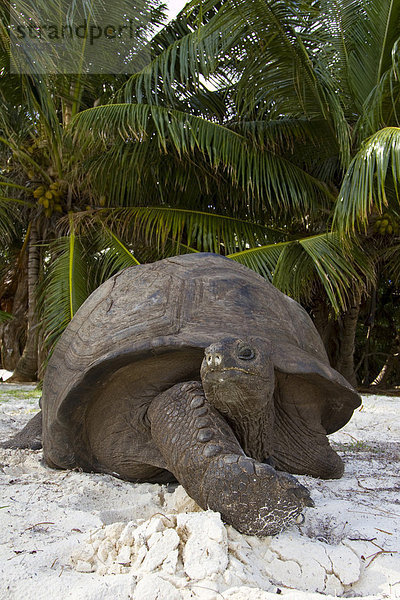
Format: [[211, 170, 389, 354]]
[[3, 253, 361, 535]]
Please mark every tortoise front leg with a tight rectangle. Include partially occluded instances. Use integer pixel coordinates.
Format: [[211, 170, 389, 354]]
[[147, 381, 313, 536]]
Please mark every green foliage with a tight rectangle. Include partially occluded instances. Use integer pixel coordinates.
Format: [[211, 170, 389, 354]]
[[97, 206, 285, 253], [92, 226, 141, 283], [72, 103, 331, 216], [0, 310, 13, 323], [1, 0, 400, 386], [40, 226, 89, 351], [229, 233, 374, 312], [335, 127, 400, 231]]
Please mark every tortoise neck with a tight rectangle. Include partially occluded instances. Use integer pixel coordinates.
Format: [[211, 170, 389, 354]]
[[203, 377, 274, 461], [229, 409, 274, 462]]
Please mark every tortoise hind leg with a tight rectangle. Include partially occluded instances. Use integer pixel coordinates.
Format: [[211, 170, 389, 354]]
[[0, 411, 42, 450], [148, 381, 313, 536], [271, 373, 344, 479], [271, 407, 344, 479]]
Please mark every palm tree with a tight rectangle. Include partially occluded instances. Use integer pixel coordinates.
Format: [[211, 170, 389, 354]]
[[3, 0, 398, 387], [69, 0, 383, 384], [141, 0, 400, 386], [0, 0, 166, 379]]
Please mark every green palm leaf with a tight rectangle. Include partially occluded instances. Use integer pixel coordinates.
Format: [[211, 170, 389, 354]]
[[0, 181, 30, 192], [41, 222, 89, 350], [93, 224, 140, 283], [134, 238, 199, 263], [72, 103, 333, 214], [156, 0, 351, 166], [120, 25, 228, 105], [349, 0, 400, 109], [96, 206, 287, 254], [0, 310, 12, 323], [228, 233, 373, 312], [334, 127, 400, 231], [0, 196, 25, 240]]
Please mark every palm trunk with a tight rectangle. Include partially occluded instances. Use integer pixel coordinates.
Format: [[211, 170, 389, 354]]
[[371, 353, 400, 387], [0, 270, 27, 371], [10, 223, 40, 382], [371, 333, 400, 388], [311, 289, 361, 388], [334, 289, 361, 387]]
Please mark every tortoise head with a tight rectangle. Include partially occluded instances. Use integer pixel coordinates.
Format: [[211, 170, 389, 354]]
[[200, 337, 275, 460]]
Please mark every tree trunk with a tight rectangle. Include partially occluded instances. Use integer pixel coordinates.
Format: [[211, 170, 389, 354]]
[[10, 224, 40, 382], [0, 278, 27, 370], [0, 255, 29, 371], [311, 289, 361, 388], [371, 354, 399, 387], [360, 286, 376, 385], [0, 322, 22, 371], [334, 289, 361, 387], [371, 333, 400, 388]]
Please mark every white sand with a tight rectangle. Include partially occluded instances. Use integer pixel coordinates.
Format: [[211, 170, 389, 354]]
[[0, 384, 399, 599]]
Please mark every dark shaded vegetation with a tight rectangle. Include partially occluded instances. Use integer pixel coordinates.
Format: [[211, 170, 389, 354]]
[[0, 0, 399, 389]]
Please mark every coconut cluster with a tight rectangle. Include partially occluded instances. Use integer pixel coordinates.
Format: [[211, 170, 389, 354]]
[[33, 181, 65, 217], [374, 212, 400, 236]]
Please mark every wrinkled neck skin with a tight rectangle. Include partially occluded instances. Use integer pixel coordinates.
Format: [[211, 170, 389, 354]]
[[201, 371, 275, 462]]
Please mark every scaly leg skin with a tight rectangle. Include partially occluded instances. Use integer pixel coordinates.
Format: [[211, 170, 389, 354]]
[[0, 411, 42, 450], [148, 381, 314, 536]]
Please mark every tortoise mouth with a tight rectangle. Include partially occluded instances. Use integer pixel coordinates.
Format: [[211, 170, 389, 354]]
[[201, 366, 259, 383]]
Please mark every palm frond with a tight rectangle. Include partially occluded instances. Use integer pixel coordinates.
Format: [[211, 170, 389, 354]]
[[96, 206, 288, 254], [93, 224, 140, 283], [171, 0, 351, 165], [119, 25, 230, 106], [0, 181, 30, 192], [232, 118, 326, 150], [72, 103, 333, 214], [0, 310, 13, 323], [0, 197, 23, 240], [228, 232, 373, 312], [133, 238, 199, 264], [40, 224, 89, 350], [334, 126, 400, 231], [349, 0, 400, 108]]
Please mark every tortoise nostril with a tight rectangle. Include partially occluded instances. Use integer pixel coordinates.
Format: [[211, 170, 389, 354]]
[[205, 352, 223, 367]]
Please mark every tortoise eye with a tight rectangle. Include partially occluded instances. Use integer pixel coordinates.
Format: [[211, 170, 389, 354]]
[[237, 346, 255, 360]]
